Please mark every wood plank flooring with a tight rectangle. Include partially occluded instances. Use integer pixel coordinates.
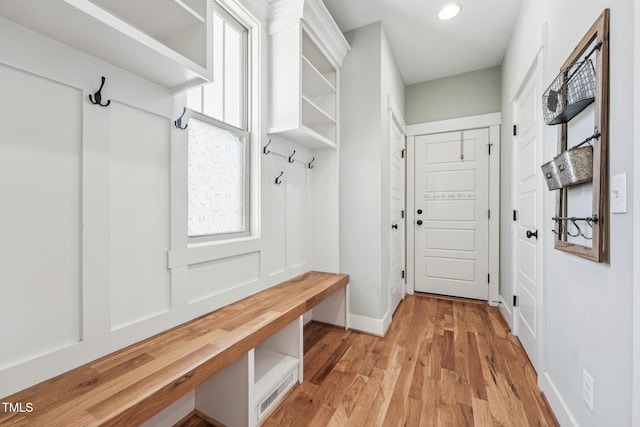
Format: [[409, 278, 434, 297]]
[[263, 294, 558, 427]]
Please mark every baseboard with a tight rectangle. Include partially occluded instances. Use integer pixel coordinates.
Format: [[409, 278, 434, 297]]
[[382, 308, 392, 335], [539, 371, 579, 427], [348, 310, 392, 337], [498, 295, 513, 330]]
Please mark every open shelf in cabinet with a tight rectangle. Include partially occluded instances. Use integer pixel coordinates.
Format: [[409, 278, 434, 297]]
[[268, 25, 339, 150], [302, 56, 336, 97], [252, 316, 302, 423], [92, 0, 208, 67], [254, 347, 299, 421], [268, 125, 337, 150], [300, 30, 337, 144], [0, 0, 213, 91], [302, 96, 336, 126], [302, 31, 336, 86]]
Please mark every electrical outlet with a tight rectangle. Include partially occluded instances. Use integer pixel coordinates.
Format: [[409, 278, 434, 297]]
[[582, 368, 594, 411]]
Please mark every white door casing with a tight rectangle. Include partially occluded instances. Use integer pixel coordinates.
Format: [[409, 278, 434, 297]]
[[512, 51, 545, 373], [414, 129, 490, 300], [389, 103, 406, 314]]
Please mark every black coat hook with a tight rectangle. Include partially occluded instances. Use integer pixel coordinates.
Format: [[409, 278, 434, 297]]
[[263, 139, 272, 155], [275, 171, 284, 185], [88, 76, 111, 107], [288, 150, 296, 163], [308, 157, 315, 169], [174, 107, 188, 130]]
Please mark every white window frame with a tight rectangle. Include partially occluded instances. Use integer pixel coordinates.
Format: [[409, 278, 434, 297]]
[[186, 1, 260, 247], [169, 0, 262, 265], [188, 3, 249, 131]]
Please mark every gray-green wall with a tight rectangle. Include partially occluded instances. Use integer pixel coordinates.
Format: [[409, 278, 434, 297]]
[[340, 22, 404, 325], [405, 66, 501, 124]]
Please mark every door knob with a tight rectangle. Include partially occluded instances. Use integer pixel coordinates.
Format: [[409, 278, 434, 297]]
[[417, 209, 423, 214], [526, 229, 538, 239], [392, 224, 398, 230], [417, 220, 423, 225]]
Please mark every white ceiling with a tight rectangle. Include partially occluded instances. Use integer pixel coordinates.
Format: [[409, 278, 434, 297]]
[[322, 0, 522, 85]]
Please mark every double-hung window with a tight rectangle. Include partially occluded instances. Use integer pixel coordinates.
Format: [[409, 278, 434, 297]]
[[186, 4, 249, 240]]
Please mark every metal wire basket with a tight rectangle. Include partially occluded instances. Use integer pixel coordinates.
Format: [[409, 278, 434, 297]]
[[542, 59, 596, 125]]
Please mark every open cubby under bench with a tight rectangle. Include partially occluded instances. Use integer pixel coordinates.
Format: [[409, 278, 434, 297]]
[[1, 271, 349, 427]]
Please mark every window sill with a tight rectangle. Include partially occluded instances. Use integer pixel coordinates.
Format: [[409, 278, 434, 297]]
[[187, 232, 252, 248]]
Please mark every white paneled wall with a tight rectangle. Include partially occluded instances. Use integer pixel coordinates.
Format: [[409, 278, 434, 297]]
[[187, 252, 261, 304], [285, 158, 310, 270], [0, 16, 332, 398], [261, 136, 314, 278], [0, 64, 83, 370], [264, 152, 288, 276], [109, 102, 172, 330]]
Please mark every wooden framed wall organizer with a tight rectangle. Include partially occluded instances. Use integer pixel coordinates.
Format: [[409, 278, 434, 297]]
[[541, 9, 609, 262]]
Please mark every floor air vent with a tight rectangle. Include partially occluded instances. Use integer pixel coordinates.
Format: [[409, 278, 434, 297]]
[[257, 369, 295, 419]]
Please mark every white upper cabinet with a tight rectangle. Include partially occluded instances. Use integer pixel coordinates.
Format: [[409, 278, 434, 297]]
[[268, 0, 349, 149], [0, 0, 213, 92]]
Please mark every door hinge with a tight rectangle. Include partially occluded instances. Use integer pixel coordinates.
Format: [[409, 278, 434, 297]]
[[513, 210, 517, 221], [488, 209, 491, 219], [401, 270, 405, 279], [488, 143, 493, 155], [487, 274, 490, 283], [513, 295, 518, 307], [513, 125, 517, 136], [401, 149, 406, 158], [401, 210, 405, 219]]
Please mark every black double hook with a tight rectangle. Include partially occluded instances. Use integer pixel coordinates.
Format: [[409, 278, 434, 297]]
[[88, 76, 111, 107], [275, 171, 284, 185], [308, 157, 315, 169], [288, 150, 296, 163], [174, 107, 188, 130], [263, 139, 272, 155]]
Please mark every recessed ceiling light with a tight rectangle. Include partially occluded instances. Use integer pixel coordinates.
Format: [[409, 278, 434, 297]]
[[438, 4, 461, 20]]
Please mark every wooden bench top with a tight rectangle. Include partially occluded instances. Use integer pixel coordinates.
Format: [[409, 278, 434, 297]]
[[0, 271, 349, 427]]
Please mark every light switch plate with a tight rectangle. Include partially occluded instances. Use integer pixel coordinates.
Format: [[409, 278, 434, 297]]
[[611, 173, 627, 214]]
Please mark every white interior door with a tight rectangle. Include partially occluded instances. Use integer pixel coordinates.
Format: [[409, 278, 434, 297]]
[[389, 110, 405, 314], [513, 57, 543, 371], [414, 129, 489, 300]]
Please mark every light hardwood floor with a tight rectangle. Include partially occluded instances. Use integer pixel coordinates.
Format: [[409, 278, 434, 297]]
[[262, 294, 559, 427]]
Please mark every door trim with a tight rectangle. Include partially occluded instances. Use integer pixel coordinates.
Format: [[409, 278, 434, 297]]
[[509, 23, 546, 378], [406, 113, 501, 304], [511, 53, 545, 371]]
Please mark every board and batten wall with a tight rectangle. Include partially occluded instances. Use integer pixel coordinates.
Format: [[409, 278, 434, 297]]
[[405, 66, 502, 125], [0, 3, 330, 398], [340, 22, 405, 334], [501, 1, 634, 426]]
